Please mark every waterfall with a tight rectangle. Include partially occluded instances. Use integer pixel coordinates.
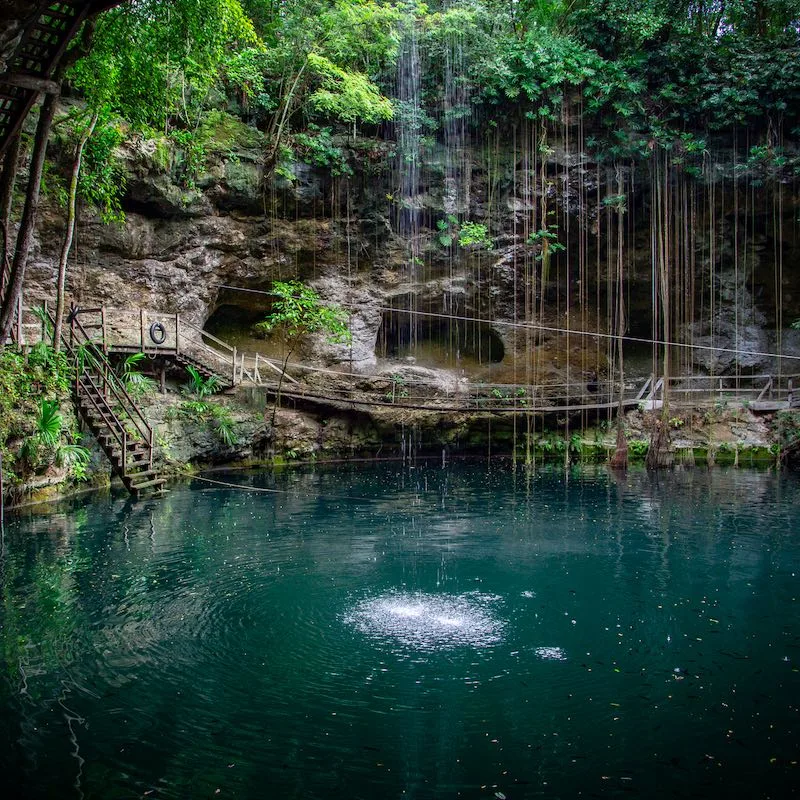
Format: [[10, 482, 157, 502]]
[[394, 16, 424, 355]]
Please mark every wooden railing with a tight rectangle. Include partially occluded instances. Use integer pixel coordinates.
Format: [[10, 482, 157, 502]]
[[239, 352, 300, 385], [175, 315, 237, 385], [645, 373, 800, 406], [236, 359, 654, 413], [64, 308, 154, 473], [21, 304, 800, 415]]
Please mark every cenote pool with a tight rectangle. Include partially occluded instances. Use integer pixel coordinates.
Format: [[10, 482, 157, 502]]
[[1, 463, 798, 799]]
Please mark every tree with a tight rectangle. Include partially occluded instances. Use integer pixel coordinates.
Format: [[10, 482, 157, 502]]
[[53, 111, 98, 352], [254, 280, 351, 424], [0, 92, 59, 343]]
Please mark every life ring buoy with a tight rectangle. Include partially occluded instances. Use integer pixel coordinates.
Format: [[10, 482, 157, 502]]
[[149, 321, 167, 345]]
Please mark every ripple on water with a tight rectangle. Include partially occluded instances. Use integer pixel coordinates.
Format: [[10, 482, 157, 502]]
[[343, 591, 505, 652], [533, 646, 567, 661]]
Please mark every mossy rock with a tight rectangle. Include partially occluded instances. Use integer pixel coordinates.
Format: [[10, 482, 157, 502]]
[[224, 160, 261, 196], [198, 110, 266, 155]]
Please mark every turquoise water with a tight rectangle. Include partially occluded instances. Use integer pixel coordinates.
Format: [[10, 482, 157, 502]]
[[1, 464, 799, 799]]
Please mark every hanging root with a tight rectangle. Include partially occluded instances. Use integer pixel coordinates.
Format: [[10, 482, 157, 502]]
[[676, 446, 695, 467], [646, 418, 673, 470], [609, 422, 628, 470]]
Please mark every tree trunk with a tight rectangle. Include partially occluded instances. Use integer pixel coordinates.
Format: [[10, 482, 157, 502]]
[[53, 112, 97, 352], [0, 92, 59, 343], [0, 135, 22, 296], [271, 346, 295, 427]]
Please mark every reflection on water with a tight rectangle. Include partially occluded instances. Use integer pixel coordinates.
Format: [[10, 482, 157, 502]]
[[1, 463, 799, 799]]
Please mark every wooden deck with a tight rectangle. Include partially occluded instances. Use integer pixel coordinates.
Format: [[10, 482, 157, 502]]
[[21, 304, 800, 417]]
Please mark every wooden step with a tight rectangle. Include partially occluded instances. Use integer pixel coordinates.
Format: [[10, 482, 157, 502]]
[[129, 478, 167, 493], [98, 435, 147, 452], [125, 468, 158, 480]]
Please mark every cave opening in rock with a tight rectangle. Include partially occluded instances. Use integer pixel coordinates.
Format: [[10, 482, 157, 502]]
[[204, 303, 284, 358], [376, 301, 504, 371]]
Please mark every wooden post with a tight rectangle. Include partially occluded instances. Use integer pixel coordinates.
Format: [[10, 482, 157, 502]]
[[140, 309, 145, 352], [232, 346, 237, 385], [175, 313, 180, 354], [101, 307, 107, 353]]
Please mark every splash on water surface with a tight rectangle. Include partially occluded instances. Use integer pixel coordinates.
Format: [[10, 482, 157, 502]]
[[344, 591, 505, 652], [534, 646, 567, 661]]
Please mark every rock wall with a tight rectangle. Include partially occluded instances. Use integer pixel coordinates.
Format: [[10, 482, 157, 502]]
[[17, 109, 800, 386]]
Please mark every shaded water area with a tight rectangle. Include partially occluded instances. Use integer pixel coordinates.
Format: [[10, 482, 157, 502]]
[[1, 464, 799, 799]]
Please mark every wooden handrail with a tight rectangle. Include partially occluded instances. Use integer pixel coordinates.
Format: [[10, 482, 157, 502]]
[[69, 314, 154, 464], [78, 372, 128, 466], [45, 307, 137, 473], [179, 316, 235, 352]]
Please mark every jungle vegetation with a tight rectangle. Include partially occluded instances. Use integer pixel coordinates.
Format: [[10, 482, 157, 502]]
[[66, 0, 800, 159]]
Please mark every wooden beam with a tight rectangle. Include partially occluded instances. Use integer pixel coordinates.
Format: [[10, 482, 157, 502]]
[[0, 72, 60, 94]]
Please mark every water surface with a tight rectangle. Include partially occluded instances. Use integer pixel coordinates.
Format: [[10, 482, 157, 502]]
[[1, 464, 798, 799]]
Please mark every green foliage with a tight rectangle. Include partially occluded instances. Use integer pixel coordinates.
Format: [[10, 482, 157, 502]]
[[183, 365, 222, 399], [70, 0, 259, 129], [435, 216, 492, 250], [56, 0, 800, 179], [33, 399, 63, 449], [170, 129, 208, 188], [775, 410, 800, 453], [17, 400, 89, 479], [385, 373, 409, 402], [628, 439, 650, 459], [457, 222, 492, 249], [0, 339, 84, 485], [528, 224, 566, 263], [307, 53, 394, 124], [254, 280, 351, 348], [78, 116, 126, 224], [55, 443, 92, 481], [119, 353, 158, 398], [537, 436, 567, 455], [27, 342, 73, 394], [175, 399, 238, 445], [293, 126, 352, 176], [40, 159, 68, 208], [435, 215, 459, 247], [602, 193, 628, 212]]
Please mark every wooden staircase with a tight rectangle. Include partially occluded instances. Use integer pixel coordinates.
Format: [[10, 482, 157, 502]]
[[0, 2, 88, 158], [75, 366, 166, 497], [47, 307, 166, 497]]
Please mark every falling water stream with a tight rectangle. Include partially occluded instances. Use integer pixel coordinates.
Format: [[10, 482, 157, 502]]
[[1, 463, 798, 799]]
